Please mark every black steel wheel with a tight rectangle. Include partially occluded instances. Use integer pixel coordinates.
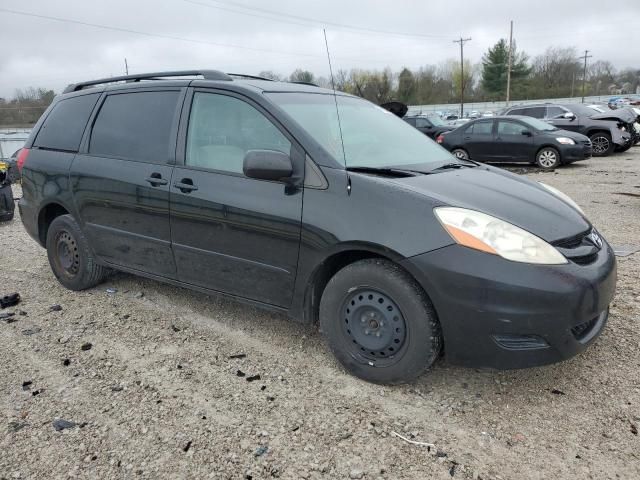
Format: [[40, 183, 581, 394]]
[[46, 214, 109, 290], [320, 258, 442, 384]]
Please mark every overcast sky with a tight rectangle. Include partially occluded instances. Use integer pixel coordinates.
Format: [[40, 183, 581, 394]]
[[1, 0, 638, 98]]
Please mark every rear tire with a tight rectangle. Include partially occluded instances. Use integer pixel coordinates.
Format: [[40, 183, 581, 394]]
[[319, 258, 442, 384], [589, 132, 613, 156], [451, 148, 469, 160], [46, 214, 109, 291], [535, 147, 561, 170]]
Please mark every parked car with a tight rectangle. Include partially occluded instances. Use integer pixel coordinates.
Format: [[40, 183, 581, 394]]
[[447, 118, 470, 128], [18, 70, 616, 384], [503, 103, 632, 156], [403, 114, 455, 139], [437, 116, 591, 169], [587, 104, 640, 146], [6, 149, 21, 183]]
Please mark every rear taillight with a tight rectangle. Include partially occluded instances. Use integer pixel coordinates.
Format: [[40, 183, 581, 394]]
[[16, 148, 29, 172], [436, 134, 444, 144]]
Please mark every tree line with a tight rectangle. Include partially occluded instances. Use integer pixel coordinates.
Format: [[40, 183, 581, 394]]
[[1, 40, 639, 126]]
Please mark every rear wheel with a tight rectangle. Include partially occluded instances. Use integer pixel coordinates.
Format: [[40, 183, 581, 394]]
[[589, 132, 613, 156], [451, 148, 469, 160], [535, 147, 561, 170], [319, 258, 442, 384], [46, 214, 109, 290]]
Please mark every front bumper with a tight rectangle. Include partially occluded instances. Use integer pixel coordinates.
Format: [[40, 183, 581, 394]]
[[561, 142, 592, 162], [612, 129, 632, 147], [403, 241, 617, 369]]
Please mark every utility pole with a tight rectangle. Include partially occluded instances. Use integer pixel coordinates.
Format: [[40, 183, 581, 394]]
[[453, 36, 472, 118], [579, 50, 592, 103], [505, 20, 513, 106], [124, 58, 129, 75]]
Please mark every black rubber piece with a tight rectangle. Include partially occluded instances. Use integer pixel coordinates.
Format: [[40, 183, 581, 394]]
[[320, 258, 442, 384], [46, 214, 109, 291]]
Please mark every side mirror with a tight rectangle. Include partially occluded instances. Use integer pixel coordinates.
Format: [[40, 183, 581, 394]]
[[521, 130, 532, 136], [243, 150, 293, 181], [563, 112, 576, 120]]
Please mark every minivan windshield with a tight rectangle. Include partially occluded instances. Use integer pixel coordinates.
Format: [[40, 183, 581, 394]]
[[266, 93, 456, 169], [519, 117, 558, 132]]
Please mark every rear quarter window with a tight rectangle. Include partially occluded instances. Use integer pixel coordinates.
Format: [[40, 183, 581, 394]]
[[33, 93, 100, 152], [89, 91, 180, 163]]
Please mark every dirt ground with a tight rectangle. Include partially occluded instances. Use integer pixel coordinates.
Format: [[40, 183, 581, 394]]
[[1, 149, 639, 480]]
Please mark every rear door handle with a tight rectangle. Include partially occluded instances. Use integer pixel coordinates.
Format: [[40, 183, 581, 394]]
[[173, 179, 198, 193], [145, 173, 168, 186]]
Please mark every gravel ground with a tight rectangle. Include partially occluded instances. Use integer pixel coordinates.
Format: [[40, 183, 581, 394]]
[[1, 149, 639, 480]]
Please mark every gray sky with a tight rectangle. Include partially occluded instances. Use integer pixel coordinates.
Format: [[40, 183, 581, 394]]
[[1, 0, 638, 98]]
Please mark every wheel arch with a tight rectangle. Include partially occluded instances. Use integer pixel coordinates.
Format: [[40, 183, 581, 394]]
[[301, 242, 433, 326], [535, 144, 562, 162], [37, 202, 71, 246]]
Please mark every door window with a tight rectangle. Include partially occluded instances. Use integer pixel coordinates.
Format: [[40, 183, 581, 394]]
[[546, 106, 568, 119], [506, 108, 526, 116], [415, 118, 431, 128], [469, 120, 493, 135], [90, 91, 180, 163], [521, 106, 546, 118], [497, 121, 527, 136], [186, 92, 291, 174]]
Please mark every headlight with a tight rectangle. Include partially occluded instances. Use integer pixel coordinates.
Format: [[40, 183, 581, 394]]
[[434, 207, 567, 265], [555, 137, 575, 145], [538, 182, 585, 215]]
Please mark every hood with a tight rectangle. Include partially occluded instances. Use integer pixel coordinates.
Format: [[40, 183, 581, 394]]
[[388, 166, 590, 242], [590, 109, 636, 124]]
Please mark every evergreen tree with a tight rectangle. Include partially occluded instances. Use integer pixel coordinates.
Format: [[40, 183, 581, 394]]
[[481, 39, 530, 100]]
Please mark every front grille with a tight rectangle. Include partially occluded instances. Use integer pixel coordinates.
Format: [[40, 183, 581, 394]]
[[553, 229, 601, 265]]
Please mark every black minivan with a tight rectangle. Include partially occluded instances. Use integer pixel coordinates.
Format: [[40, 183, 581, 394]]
[[18, 71, 616, 384]]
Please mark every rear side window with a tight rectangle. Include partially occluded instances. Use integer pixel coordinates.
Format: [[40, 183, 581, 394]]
[[415, 118, 431, 128], [468, 121, 493, 135], [522, 107, 546, 118], [506, 108, 525, 116], [33, 93, 100, 152], [90, 91, 180, 163]]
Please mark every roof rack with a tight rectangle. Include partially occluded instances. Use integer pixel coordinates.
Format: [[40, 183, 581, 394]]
[[289, 81, 320, 87], [63, 70, 233, 93], [226, 73, 274, 81]]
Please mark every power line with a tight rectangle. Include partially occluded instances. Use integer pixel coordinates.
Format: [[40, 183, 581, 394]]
[[0, 7, 323, 59], [453, 37, 471, 117], [187, 0, 452, 40]]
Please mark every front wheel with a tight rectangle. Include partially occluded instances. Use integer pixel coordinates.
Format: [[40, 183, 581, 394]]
[[319, 259, 442, 384], [46, 214, 109, 291], [535, 147, 561, 170], [589, 132, 613, 156]]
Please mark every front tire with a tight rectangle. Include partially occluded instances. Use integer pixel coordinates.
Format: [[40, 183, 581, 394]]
[[46, 214, 109, 291], [319, 259, 442, 384], [589, 132, 613, 156], [535, 147, 561, 170]]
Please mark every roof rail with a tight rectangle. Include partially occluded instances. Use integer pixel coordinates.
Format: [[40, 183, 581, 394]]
[[289, 81, 320, 87], [226, 73, 274, 81], [63, 70, 233, 93]]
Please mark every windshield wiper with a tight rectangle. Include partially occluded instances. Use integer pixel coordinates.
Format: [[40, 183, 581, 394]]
[[346, 166, 422, 177], [430, 162, 476, 171]]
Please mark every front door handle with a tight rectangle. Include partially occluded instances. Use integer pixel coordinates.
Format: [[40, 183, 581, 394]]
[[145, 173, 168, 186], [174, 178, 198, 193]]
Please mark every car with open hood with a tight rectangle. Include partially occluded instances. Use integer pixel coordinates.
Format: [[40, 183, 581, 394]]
[[18, 70, 617, 384]]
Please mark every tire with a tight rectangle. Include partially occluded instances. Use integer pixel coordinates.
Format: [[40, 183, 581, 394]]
[[46, 214, 109, 291], [319, 258, 442, 384], [451, 148, 469, 160], [535, 147, 561, 170], [589, 132, 613, 157]]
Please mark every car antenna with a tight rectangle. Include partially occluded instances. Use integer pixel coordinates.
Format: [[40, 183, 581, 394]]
[[323, 29, 350, 194]]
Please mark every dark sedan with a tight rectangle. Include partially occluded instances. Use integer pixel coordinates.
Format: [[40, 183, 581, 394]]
[[404, 114, 455, 140], [437, 116, 592, 169]]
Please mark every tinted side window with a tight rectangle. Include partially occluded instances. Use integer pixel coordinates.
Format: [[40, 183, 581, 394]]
[[522, 107, 546, 118], [546, 106, 567, 119], [415, 118, 431, 128], [90, 91, 180, 163], [404, 118, 416, 126], [497, 121, 527, 135], [506, 108, 525, 116], [33, 93, 100, 152], [471, 121, 493, 135], [186, 92, 291, 175]]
